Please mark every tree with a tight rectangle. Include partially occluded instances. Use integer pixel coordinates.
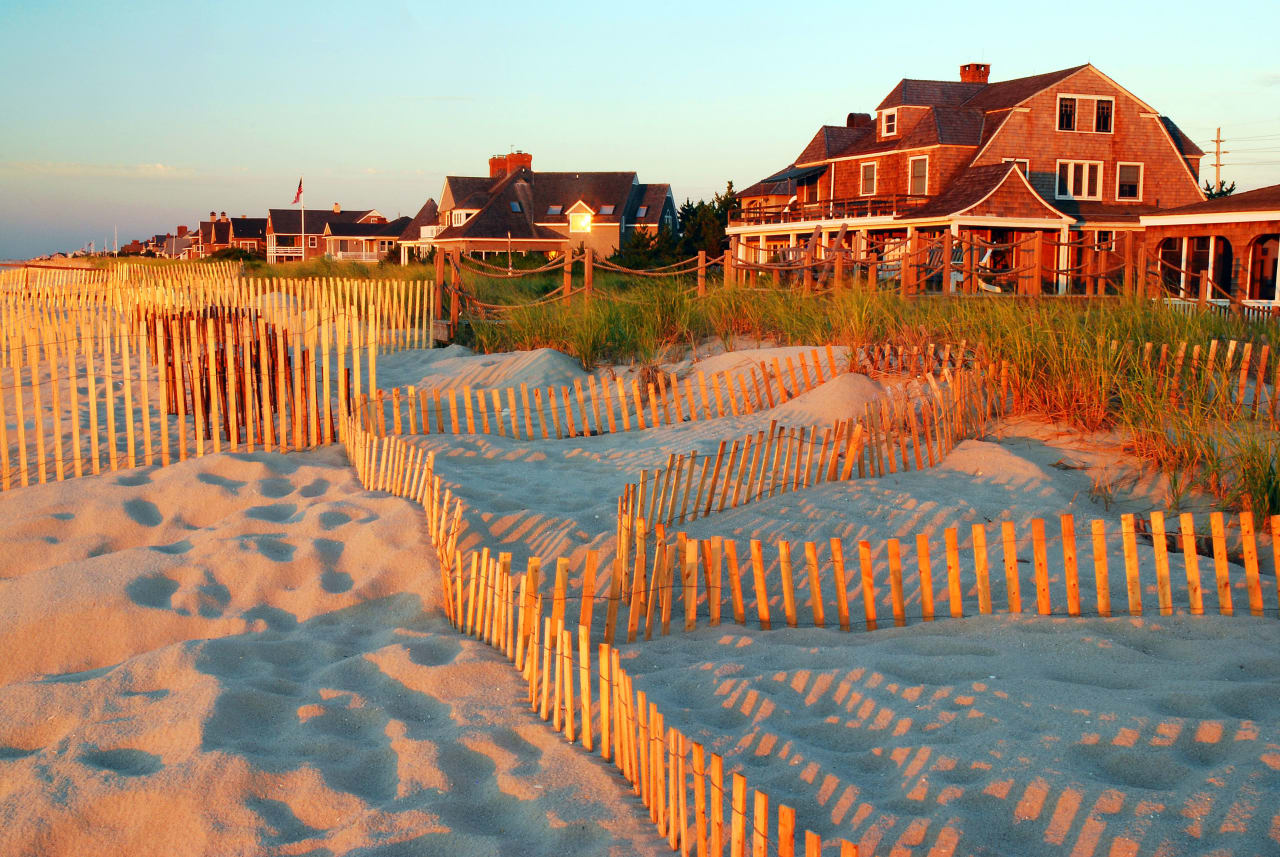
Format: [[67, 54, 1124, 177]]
[[1203, 179, 1236, 198]]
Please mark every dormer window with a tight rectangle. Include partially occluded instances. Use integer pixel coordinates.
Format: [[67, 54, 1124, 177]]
[[600, 204, 615, 215], [636, 206, 648, 217], [882, 109, 898, 136], [569, 213, 592, 232], [547, 204, 563, 215], [509, 201, 522, 212]]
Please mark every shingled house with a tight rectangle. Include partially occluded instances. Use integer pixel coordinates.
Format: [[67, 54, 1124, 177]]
[[731, 63, 1206, 292], [395, 199, 440, 264], [266, 204, 386, 263], [413, 151, 676, 258], [322, 216, 412, 262]]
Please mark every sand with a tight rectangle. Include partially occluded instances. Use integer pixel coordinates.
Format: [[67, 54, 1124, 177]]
[[3, 341, 1277, 856]]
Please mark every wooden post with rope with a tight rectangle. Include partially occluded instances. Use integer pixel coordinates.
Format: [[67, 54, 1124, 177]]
[[697, 251, 706, 297], [584, 248, 594, 302]]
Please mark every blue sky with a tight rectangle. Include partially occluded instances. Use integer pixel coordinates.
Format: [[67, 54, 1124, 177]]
[[2, 0, 1277, 259]]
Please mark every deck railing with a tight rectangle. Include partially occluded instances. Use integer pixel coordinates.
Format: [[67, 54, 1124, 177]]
[[729, 194, 929, 227]]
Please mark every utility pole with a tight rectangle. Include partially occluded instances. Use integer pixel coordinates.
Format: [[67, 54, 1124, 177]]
[[1212, 127, 1229, 191]]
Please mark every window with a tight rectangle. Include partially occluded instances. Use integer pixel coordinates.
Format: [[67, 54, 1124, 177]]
[[882, 109, 897, 136], [1096, 231, 1113, 250], [600, 204, 615, 215], [1116, 162, 1143, 200], [547, 204, 562, 215], [308, 235, 317, 248], [1002, 157, 1030, 175], [1057, 96, 1076, 131], [636, 206, 648, 217], [509, 201, 522, 212], [1094, 98, 1114, 133], [860, 162, 877, 196], [1056, 160, 1102, 200], [451, 210, 470, 226], [908, 156, 928, 195], [569, 213, 592, 232]]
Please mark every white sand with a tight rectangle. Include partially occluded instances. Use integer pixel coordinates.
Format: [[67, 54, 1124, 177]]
[[4, 341, 1277, 857], [0, 447, 667, 856]]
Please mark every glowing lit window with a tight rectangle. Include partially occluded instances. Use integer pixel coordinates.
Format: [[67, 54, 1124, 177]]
[[569, 213, 592, 232]]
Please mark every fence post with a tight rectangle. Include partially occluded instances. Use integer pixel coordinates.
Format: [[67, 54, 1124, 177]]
[[1032, 232, 1045, 296], [584, 248, 593, 301], [563, 249, 573, 296], [448, 250, 460, 332], [697, 250, 707, 297], [941, 230, 953, 294], [1122, 231, 1135, 296]]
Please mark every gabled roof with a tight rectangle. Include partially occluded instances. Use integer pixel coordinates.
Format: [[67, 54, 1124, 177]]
[[905, 162, 1069, 221], [433, 169, 568, 244], [627, 183, 673, 225], [398, 198, 439, 241], [442, 176, 495, 211], [268, 208, 376, 235]]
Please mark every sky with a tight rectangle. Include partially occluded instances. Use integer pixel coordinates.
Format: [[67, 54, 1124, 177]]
[[1, 0, 1278, 259]]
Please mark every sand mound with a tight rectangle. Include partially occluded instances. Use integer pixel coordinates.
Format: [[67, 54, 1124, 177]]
[[376, 346, 588, 392], [766, 372, 887, 426], [685, 344, 848, 380]]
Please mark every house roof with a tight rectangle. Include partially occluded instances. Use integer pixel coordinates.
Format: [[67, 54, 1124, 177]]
[[1160, 117, 1206, 159], [877, 80, 986, 110], [959, 65, 1087, 111], [198, 220, 231, 245], [796, 125, 873, 165], [906, 163, 1020, 218], [435, 167, 667, 242], [229, 217, 266, 240], [268, 208, 375, 235], [1145, 183, 1280, 216], [398, 199, 439, 241], [326, 217, 411, 238]]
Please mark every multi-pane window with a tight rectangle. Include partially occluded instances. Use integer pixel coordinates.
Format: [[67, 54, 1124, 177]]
[[1056, 160, 1102, 200], [909, 157, 928, 195], [860, 162, 877, 196], [882, 109, 897, 136], [1002, 157, 1030, 174], [1095, 98, 1114, 133], [1116, 163, 1143, 200], [1058, 97, 1076, 131]]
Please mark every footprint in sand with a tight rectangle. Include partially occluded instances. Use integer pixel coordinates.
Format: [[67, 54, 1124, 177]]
[[77, 746, 163, 776], [123, 498, 163, 527], [258, 478, 296, 499], [246, 503, 299, 524]]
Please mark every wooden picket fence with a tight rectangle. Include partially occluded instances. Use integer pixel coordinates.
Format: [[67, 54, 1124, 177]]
[[342, 418, 861, 857], [0, 266, 437, 491], [615, 367, 999, 541], [340, 399, 1279, 857]]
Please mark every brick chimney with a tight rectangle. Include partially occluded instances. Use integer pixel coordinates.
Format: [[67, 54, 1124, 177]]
[[489, 155, 508, 178], [960, 62, 990, 84], [177, 225, 188, 237], [506, 150, 532, 174], [332, 203, 341, 214], [219, 211, 228, 221], [846, 112, 873, 130]]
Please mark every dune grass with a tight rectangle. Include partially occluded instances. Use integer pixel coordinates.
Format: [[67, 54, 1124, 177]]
[[464, 276, 1278, 513]]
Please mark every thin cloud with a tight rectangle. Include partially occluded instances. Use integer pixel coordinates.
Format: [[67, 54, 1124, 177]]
[[1258, 72, 1280, 87], [0, 161, 194, 179]]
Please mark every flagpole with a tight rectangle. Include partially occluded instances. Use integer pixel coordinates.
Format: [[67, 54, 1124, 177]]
[[300, 178, 305, 263]]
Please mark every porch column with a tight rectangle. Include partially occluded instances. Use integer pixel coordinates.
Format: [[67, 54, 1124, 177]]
[[1205, 235, 1217, 302], [1179, 236, 1189, 299], [1057, 226, 1070, 295]]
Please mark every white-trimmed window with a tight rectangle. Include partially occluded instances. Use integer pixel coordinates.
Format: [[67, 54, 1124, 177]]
[[1116, 162, 1143, 201], [1057, 96, 1076, 131], [908, 156, 928, 195], [1055, 160, 1103, 200], [881, 109, 897, 137], [307, 235, 317, 248], [860, 162, 877, 196], [1002, 157, 1030, 175], [1094, 98, 1114, 133], [569, 213, 592, 232], [451, 210, 470, 226]]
